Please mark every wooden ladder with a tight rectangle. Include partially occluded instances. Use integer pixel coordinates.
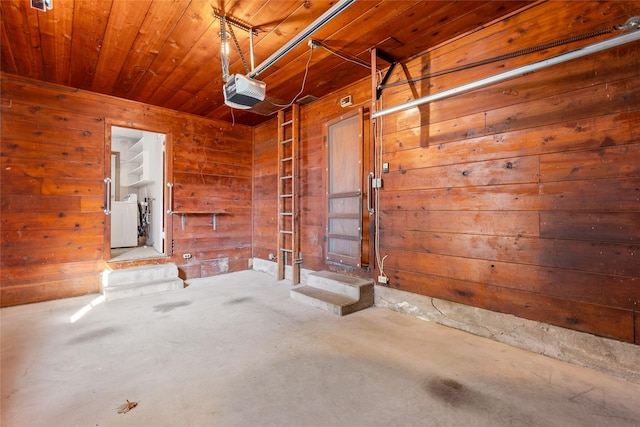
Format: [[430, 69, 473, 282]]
[[277, 104, 301, 284]]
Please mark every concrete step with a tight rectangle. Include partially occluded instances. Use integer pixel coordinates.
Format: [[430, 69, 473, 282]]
[[101, 263, 183, 301], [290, 271, 374, 316]]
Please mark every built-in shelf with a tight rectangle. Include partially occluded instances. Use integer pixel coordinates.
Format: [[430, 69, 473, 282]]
[[126, 138, 154, 187]]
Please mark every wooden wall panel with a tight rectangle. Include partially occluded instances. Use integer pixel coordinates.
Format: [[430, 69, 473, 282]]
[[385, 268, 635, 343], [251, 120, 278, 261], [374, 1, 640, 343], [252, 1, 639, 344], [1, 73, 253, 306], [540, 212, 640, 243], [253, 79, 372, 273]]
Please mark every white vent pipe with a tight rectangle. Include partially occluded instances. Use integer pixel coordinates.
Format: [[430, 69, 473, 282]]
[[372, 29, 640, 119], [248, 0, 356, 78]]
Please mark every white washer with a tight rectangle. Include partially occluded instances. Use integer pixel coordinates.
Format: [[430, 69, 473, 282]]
[[111, 201, 138, 248]]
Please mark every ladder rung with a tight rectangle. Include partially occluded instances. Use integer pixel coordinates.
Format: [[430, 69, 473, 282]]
[[280, 248, 293, 253], [280, 194, 293, 198], [281, 157, 293, 162], [281, 138, 293, 144], [280, 212, 293, 216], [280, 230, 293, 234], [281, 120, 293, 127], [280, 175, 292, 180]]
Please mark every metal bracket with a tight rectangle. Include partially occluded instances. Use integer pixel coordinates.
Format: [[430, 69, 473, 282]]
[[213, 12, 258, 35], [619, 16, 640, 31], [375, 50, 397, 100]]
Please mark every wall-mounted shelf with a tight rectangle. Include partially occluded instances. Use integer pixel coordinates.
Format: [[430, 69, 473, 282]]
[[173, 210, 228, 231]]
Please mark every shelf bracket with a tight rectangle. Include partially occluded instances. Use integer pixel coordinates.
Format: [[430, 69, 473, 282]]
[[373, 49, 396, 100]]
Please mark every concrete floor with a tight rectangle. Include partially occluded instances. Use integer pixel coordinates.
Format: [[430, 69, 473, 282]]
[[2, 270, 639, 427]]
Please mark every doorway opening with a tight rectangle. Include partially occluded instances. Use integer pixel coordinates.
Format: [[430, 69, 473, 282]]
[[109, 126, 167, 261]]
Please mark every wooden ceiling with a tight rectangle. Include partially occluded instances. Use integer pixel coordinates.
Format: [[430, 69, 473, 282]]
[[1, 0, 534, 125]]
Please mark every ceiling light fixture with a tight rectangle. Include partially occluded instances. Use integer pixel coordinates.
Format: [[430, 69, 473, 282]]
[[220, 31, 231, 56]]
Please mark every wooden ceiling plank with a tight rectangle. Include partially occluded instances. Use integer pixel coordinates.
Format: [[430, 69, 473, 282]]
[[110, 0, 190, 99], [392, 1, 536, 61], [355, 1, 484, 58], [0, 1, 43, 79], [27, 2, 45, 81], [176, 75, 225, 117], [144, 46, 220, 110], [67, 0, 112, 89], [249, 0, 326, 41], [91, 0, 152, 94], [0, 8, 19, 75], [125, 1, 217, 103], [38, 0, 73, 84]]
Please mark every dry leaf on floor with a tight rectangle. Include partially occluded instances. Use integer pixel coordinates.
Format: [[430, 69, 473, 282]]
[[117, 400, 138, 414]]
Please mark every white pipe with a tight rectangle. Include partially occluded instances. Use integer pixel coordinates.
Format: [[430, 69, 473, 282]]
[[248, 0, 356, 78], [372, 29, 640, 119]]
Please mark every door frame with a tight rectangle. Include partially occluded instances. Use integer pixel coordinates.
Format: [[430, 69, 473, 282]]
[[103, 120, 173, 260], [322, 107, 373, 270]]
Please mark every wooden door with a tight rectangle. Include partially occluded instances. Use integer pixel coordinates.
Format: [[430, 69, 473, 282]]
[[325, 109, 369, 268]]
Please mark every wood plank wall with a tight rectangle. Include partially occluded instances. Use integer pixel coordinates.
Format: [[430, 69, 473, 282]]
[[253, 1, 640, 344], [253, 79, 372, 274], [379, 0, 640, 344], [1, 74, 253, 306]]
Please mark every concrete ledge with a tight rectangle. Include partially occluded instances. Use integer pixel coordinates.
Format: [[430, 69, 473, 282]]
[[375, 285, 640, 384], [101, 263, 183, 301], [102, 263, 180, 287], [252, 257, 315, 284], [103, 279, 183, 301]]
